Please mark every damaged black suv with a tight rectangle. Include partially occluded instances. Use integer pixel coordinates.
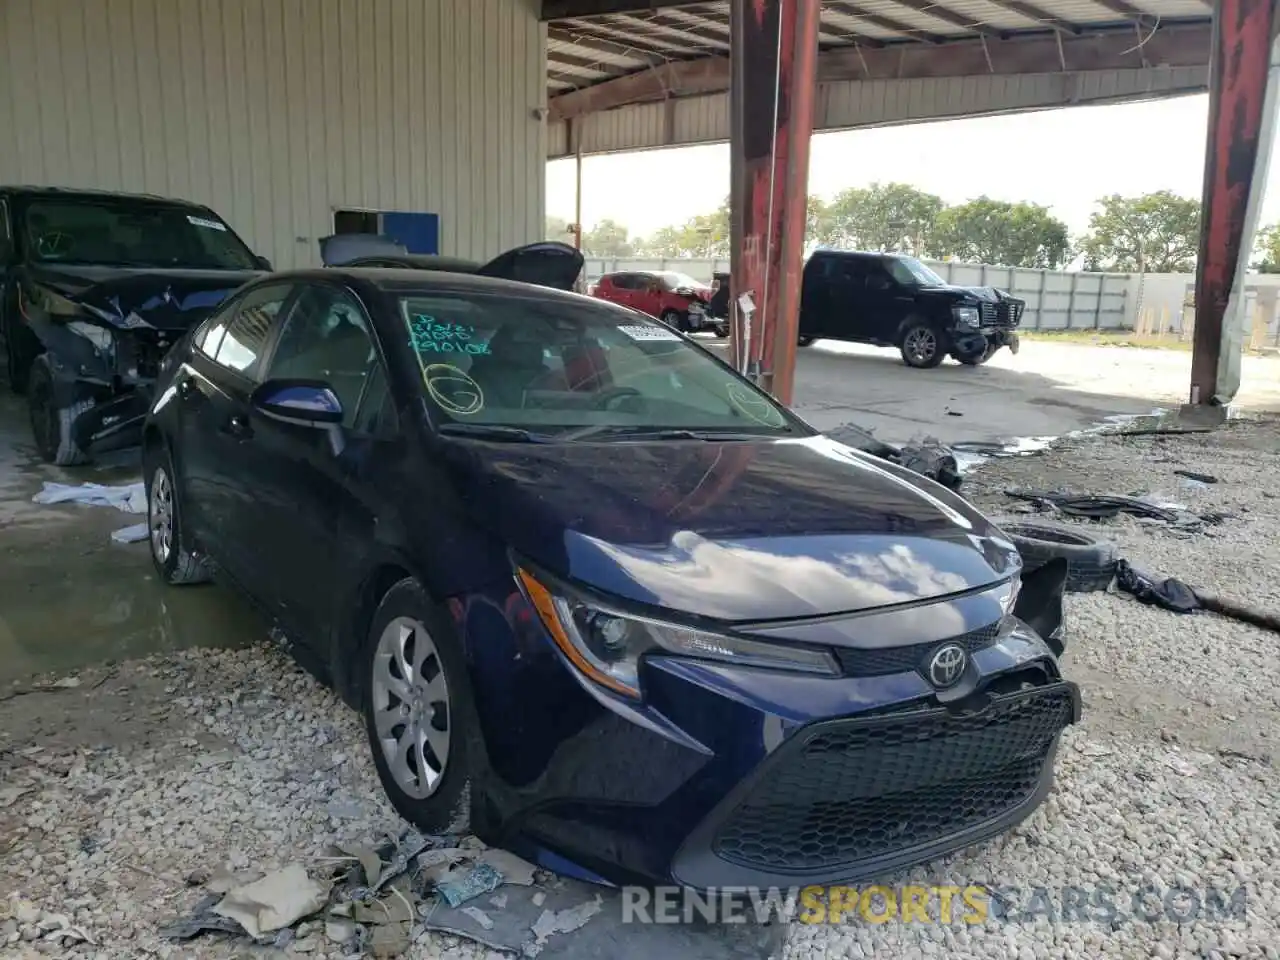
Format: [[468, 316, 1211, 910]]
[[0, 187, 268, 464], [798, 250, 1025, 368]]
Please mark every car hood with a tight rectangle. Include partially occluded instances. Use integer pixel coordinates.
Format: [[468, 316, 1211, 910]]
[[26, 263, 261, 331], [919, 283, 1020, 303], [442, 435, 1019, 622]]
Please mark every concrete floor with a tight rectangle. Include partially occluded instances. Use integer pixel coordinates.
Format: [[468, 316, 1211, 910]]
[[2, 339, 1278, 684]]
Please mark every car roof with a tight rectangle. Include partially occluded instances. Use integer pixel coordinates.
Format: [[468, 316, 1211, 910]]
[[1, 185, 212, 208], [265, 267, 593, 302], [347, 254, 482, 272]]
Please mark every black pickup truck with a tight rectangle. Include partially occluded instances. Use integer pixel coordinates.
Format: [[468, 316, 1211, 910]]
[[0, 187, 269, 464], [798, 249, 1024, 368]]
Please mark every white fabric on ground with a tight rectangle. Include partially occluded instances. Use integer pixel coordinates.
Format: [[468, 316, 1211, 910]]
[[32, 481, 146, 514]]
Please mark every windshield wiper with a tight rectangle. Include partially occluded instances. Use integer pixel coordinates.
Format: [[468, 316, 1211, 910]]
[[558, 425, 784, 443], [437, 423, 551, 443]]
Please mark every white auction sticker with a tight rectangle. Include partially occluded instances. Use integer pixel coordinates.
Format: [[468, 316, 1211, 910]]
[[617, 323, 680, 341], [187, 215, 228, 231]]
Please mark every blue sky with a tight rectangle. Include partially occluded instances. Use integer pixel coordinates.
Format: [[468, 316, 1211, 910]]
[[547, 94, 1280, 242]]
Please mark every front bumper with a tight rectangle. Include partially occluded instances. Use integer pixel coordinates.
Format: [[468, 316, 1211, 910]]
[[71, 389, 151, 455], [459, 587, 1079, 891], [673, 681, 1078, 889]]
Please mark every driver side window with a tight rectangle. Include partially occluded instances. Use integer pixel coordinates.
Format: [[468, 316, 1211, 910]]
[[264, 284, 378, 429]]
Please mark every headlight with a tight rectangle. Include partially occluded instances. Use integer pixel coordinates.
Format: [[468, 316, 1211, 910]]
[[952, 306, 980, 326], [517, 569, 839, 699], [66, 320, 115, 354]]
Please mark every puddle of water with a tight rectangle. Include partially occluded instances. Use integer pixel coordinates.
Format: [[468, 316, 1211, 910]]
[[948, 405, 1240, 475]]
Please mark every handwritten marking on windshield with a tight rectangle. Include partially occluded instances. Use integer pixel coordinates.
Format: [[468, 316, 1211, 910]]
[[726, 384, 786, 428], [410, 313, 491, 355], [423, 363, 484, 415]]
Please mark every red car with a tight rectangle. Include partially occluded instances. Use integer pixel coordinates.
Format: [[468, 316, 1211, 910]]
[[591, 270, 711, 333]]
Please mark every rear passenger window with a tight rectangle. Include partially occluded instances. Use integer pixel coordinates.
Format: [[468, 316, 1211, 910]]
[[213, 285, 291, 379]]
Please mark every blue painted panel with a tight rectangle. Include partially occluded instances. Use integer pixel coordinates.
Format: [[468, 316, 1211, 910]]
[[381, 211, 440, 255]]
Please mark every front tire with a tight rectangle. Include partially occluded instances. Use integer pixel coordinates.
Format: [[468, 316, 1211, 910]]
[[4, 318, 38, 395], [660, 308, 684, 332], [27, 354, 94, 465], [797, 335, 815, 347], [899, 320, 947, 369], [361, 579, 479, 835], [145, 444, 213, 585], [956, 342, 999, 366]]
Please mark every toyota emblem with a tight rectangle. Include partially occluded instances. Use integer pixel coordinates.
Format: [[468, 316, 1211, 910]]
[[927, 643, 967, 688]]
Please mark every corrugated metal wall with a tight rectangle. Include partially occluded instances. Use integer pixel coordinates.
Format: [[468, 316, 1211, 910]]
[[0, 0, 546, 268], [549, 65, 1209, 158]]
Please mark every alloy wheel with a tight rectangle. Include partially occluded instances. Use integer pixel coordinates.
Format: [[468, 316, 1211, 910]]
[[149, 466, 174, 564], [904, 327, 937, 364], [371, 616, 451, 800]]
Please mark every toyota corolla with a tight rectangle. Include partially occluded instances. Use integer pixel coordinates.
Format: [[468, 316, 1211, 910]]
[[141, 245, 1079, 891]]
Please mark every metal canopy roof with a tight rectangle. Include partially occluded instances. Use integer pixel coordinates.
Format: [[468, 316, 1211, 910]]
[[542, 0, 1214, 121]]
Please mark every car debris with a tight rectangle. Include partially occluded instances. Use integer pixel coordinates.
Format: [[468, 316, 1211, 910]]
[[824, 421, 963, 491], [158, 826, 783, 958], [30, 479, 150, 543]]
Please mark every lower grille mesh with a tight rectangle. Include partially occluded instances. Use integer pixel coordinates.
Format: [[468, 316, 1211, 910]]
[[712, 686, 1074, 872]]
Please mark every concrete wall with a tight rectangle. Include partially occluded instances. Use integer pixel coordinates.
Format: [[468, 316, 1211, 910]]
[[0, 0, 547, 268], [549, 66, 1208, 159], [584, 256, 1280, 342]]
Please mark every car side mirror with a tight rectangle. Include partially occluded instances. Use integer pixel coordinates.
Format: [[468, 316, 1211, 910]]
[[254, 254, 273, 271], [250, 379, 346, 455]]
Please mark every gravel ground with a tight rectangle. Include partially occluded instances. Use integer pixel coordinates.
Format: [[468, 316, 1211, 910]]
[[4, 420, 1280, 959]]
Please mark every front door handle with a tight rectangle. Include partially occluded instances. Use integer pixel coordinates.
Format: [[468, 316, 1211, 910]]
[[177, 377, 195, 398], [222, 414, 253, 439]]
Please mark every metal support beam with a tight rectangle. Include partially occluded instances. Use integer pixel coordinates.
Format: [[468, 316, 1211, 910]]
[[1189, 0, 1279, 406], [729, 0, 821, 404]]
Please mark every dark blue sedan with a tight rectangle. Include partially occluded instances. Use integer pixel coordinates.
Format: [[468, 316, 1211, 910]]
[[141, 241, 1079, 891]]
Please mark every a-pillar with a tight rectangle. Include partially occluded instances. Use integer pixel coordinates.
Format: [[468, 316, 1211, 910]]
[[1190, 0, 1280, 406], [728, 0, 821, 405]]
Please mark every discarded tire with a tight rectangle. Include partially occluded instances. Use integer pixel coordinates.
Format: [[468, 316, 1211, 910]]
[[995, 519, 1118, 593]]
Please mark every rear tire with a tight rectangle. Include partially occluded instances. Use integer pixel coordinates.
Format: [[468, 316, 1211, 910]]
[[797, 335, 815, 347], [900, 319, 947, 369], [27, 354, 94, 465], [361, 578, 480, 836], [144, 443, 213, 585]]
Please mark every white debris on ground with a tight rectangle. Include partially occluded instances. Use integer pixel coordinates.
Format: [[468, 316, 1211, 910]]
[[3, 419, 1280, 959], [30, 481, 149, 544]]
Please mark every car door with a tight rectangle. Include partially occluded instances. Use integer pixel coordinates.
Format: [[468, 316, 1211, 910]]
[[244, 280, 387, 644], [806, 255, 868, 341], [0, 197, 15, 365], [173, 282, 296, 584], [601, 274, 633, 308], [865, 257, 916, 341]]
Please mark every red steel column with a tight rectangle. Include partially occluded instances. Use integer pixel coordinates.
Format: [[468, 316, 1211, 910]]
[[1190, 0, 1278, 405], [728, 0, 821, 404]]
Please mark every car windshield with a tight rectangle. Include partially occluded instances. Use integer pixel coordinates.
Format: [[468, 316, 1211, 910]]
[[886, 256, 946, 287], [22, 198, 259, 269], [658, 272, 703, 291], [399, 292, 803, 439]]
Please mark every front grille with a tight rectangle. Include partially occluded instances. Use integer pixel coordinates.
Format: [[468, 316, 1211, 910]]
[[832, 621, 1001, 677], [979, 300, 1024, 329], [712, 685, 1074, 873]]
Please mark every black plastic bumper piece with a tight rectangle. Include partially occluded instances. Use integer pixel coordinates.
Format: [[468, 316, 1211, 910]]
[[72, 390, 150, 456], [671, 680, 1080, 890]]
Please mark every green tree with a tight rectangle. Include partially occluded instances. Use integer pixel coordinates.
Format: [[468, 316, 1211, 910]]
[[824, 182, 944, 255], [545, 215, 572, 242], [1253, 223, 1280, 273], [932, 197, 1072, 268], [637, 198, 730, 257], [806, 195, 837, 247], [1079, 191, 1201, 273], [582, 218, 635, 257]]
